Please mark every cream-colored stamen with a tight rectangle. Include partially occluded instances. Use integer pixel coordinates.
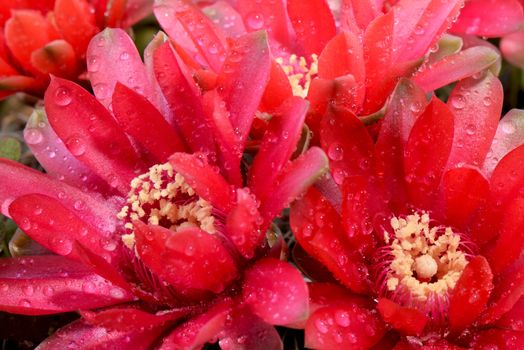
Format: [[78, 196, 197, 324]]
[[117, 162, 216, 249], [275, 54, 318, 98], [385, 213, 468, 302]]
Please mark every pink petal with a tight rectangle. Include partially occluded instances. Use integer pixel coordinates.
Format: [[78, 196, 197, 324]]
[[44, 77, 146, 194], [0, 158, 118, 234], [112, 82, 186, 163], [260, 147, 329, 225], [392, 0, 464, 62], [305, 305, 385, 349], [23, 110, 111, 193], [9, 194, 119, 263], [501, 29, 524, 69], [287, 0, 336, 56], [242, 258, 309, 326], [445, 72, 503, 169], [159, 299, 232, 349], [217, 31, 271, 147], [0, 256, 131, 315], [154, 0, 227, 72], [87, 28, 155, 110], [202, 1, 246, 39], [37, 319, 167, 350], [412, 46, 500, 92], [404, 97, 454, 210], [320, 107, 375, 186], [451, 0, 524, 37], [375, 78, 428, 213], [483, 110, 524, 175], [169, 152, 233, 213], [134, 222, 238, 297], [154, 42, 216, 153], [341, 0, 381, 31], [249, 96, 309, 202]]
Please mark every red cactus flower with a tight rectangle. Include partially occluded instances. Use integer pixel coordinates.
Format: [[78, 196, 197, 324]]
[[0, 0, 153, 99], [153, 0, 500, 140], [0, 28, 327, 349], [290, 72, 524, 349]]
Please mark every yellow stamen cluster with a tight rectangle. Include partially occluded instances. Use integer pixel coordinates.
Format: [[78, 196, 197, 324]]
[[117, 163, 216, 249], [275, 54, 318, 98], [385, 213, 468, 301]]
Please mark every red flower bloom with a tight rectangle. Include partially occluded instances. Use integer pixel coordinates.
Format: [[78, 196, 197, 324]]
[[291, 73, 524, 349], [0, 0, 153, 99], [0, 28, 327, 348]]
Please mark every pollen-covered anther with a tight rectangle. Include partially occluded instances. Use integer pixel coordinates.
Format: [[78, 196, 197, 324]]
[[275, 53, 318, 98], [384, 213, 468, 302], [117, 162, 217, 249]]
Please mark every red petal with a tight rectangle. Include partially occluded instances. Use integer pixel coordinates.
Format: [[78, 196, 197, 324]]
[[404, 97, 454, 210], [412, 46, 500, 92], [485, 197, 524, 273], [217, 31, 271, 147], [37, 319, 167, 350], [0, 256, 131, 315], [112, 82, 186, 163], [154, 42, 216, 153], [122, 0, 154, 28], [54, 0, 98, 56], [375, 78, 428, 212], [441, 168, 490, 228], [448, 256, 493, 332], [305, 305, 385, 349], [154, 0, 227, 72], [341, 0, 381, 31], [159, 300, 232, 349], [309, 282, 373, 313], [82, 307, 187, 331], [484, 110, 524, 175], [290, 188, 371, 293], [472, 329, 524, 350], [260, 60, 293, 112], [44, 77, 145, 194], [446, 72, 503, 169], [320, 107, 375, 186], [169, 152, 233, 213], [260, 147, 329, 225], [134, 222, 238, 296], [452, 0, 524, 37], [495, 297, 524, 331], [30, 40, 79, 78], [87, 29, 157, 110], [287, 0, 336, 56], [249, 96, 309, 202], [377, 298, 428, 336], [9, 194, 120, 263], [4, 10, 57, 74], [501, 29, 524, 69], [104, 0, 126, 27], [242, 258, 309, 326]]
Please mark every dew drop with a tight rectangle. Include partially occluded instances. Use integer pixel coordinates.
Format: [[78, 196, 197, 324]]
[[465, 123, 476, 136], [24, 128, 43, 145], [328, 143, 344, 161], [502, 121, 516, 134], [315, 319, 329, 334], [119, 51, 130, 60], [43, 286, 54, 296], [66, 136, 86, 156], [246, 12, 264, 30], [335, 310, 351, 327], [450, 95, 465, 109], [55, 87, 72, 106], [87, 55, 100, 72], [93, 83, 110, 99]]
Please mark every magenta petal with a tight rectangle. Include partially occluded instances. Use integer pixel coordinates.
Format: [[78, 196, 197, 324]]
[[0, 256, 132, 315], [9, 194, 119, 263], [249, 96, 309, 203], [36, 318, 167, 350], [242, 258, 309, 326], [44, 77, 146, 194], [217, 31, 271, 147], [87, 29, 155, 110], [203, 1, 246, 39], [446, 71, 503, 169], [260, 147, 329, 225], [501, 29, 524, 69]]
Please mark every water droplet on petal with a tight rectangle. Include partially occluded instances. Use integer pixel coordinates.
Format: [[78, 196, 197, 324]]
[[24, 128, 43, 145], [66, 136, 86, 156], [246, 12, 264, 30], [315, 319, 329, 334], [119, 52, 129, 60], [55, 87, 72, 106], [328, 143, 344, 161], [335, 310, 351, 327]]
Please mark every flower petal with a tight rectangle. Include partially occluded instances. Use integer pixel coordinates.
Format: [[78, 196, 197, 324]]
[[202, 1, 246, 39], [249, 96, 309, 202], [501, 29, 524, 69], [448, 256, 493, 332], [377, 298, 428, 336], [242, 258, 309, 326], [495, 297, 524, 331], [87, 28, 156, 110], [451, 0, 524, 37], [30, 40, 79, 78], [0, 256, 131, 315], [471, 329, 524, 349], [404, 97, 454, 210], [53, 0, 98, 56], [44, 77, 145, 194], [134, 222, 238, 297], [412, 46, 500, 92], [112, 82, 186, 163], [446, 72, 503, 169]]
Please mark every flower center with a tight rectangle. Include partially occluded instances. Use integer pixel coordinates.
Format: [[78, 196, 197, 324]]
[[275, 54, 318, 98], [117, 162, 217, 249]]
